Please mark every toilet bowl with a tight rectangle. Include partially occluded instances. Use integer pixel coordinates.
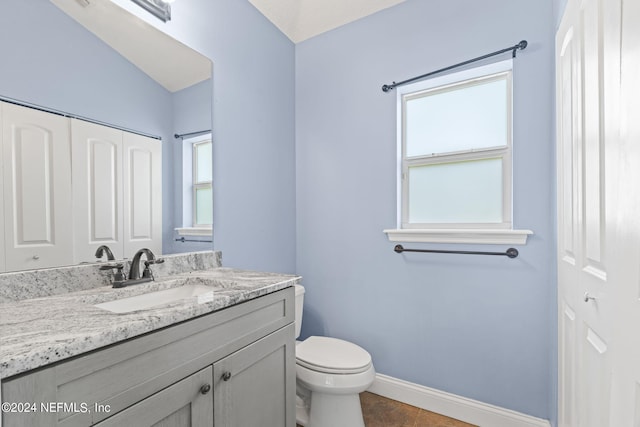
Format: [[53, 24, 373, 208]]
[[294, 285, 375, 427]]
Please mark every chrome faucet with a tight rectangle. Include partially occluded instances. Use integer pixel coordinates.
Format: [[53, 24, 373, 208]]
[[95, 245, 116, 261]]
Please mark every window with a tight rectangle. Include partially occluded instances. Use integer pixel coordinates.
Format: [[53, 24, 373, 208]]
[[176, 134, 212, 237], [385, 60, 532, 244], [192, 139, 212, 227]]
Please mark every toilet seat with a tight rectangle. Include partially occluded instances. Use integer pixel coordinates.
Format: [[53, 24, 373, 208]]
[[296, 336, 372, 374]]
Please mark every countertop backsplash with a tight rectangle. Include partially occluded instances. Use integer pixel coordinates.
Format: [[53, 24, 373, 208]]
[[0, 251, 222, 303]]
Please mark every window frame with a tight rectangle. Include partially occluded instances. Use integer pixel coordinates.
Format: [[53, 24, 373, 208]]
[[192, 138, 213, 228], [398, 60, 513, 230]]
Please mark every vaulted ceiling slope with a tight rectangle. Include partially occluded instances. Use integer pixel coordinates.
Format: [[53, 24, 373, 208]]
[[248, 0, 407, 43], [50, 0, 211, 93]]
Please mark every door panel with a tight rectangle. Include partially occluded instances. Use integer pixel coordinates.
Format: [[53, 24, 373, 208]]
[[559, 303, 576, 427], [123, 132, 162, 256], [557, 0, 640, 425], [94, 366, 213, 427], [214, 325, 295, 427], [1, 102, 73, 271], [71, 119, 124, 263], [608, 0, 640, 424]]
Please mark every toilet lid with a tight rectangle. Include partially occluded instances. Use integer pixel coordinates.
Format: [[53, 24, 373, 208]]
[[296, 336, 372, 374]]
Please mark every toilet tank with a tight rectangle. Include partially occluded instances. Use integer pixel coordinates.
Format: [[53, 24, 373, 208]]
[[294, 285, 305, 339]]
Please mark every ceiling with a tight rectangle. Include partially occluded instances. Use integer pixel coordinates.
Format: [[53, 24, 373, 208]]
[[248, 0, 407, 43], [50, 0, 211, 93], [50, 0, 405, 91]]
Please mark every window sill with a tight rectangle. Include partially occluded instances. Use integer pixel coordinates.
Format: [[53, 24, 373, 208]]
[[175, 227, 213, 237], [383, 228, 533, 245]]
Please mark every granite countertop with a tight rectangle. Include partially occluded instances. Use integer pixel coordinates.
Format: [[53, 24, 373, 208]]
[[0, 265, 300, 380]]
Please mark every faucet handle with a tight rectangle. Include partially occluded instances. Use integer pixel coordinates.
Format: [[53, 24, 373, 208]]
[[99, 263, 127, 285], [142, 258, 164, 280], [99, 263, 125, 271]]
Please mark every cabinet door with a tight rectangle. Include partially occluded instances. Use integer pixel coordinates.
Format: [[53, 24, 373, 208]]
[[94, 366, 213, 427], [71, 119, 124, 263], [214, 325, 296, 427], [1, 102, 73, 271], [122, 132, 162, 257]]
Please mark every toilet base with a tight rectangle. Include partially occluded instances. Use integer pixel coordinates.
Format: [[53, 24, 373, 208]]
[[296, 389, 365, 427]]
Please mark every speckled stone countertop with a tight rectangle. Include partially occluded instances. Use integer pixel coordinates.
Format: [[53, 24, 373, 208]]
[[0, 253, 300, 380]]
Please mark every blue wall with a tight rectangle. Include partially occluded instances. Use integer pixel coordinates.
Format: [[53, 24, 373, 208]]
[[117, 0, 297, 273], [553, 0, 569, 28], [295, 0, 556, 420]]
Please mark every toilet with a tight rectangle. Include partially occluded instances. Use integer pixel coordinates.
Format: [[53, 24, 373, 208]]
[[294, 284, 375, 427]]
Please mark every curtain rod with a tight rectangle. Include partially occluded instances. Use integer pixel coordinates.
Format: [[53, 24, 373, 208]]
[[0, 94, 162, 140], [174, 129, 211, 140], [381, 40, 528, 93], [175, 237, 213, 243]]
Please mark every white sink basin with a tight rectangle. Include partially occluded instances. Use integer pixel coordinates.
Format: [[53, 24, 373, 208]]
[[95, 284, 215, 314]]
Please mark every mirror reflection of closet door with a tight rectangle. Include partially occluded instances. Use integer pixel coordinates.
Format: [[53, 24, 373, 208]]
[[1, 102, 73, 271], [71, 119, 124, 263], [123, 132, 162, 257]]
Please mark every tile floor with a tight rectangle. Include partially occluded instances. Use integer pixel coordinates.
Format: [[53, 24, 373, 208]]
[[360, 392, 477, 427], [297, 391, 477, 427]]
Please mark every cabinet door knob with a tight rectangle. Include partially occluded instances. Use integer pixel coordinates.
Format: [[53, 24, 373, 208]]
[[32, 255, 40, 260], [200, 384, 211, 395], [221, 372, 232, 382], [584, 292, 597, 303]]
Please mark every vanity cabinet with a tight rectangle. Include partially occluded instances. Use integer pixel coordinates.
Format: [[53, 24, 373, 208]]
[[71, 119, 162, 264], [0, 102, 74, 272], [1, 288, 296, 427], [93, 367, 213, 427]]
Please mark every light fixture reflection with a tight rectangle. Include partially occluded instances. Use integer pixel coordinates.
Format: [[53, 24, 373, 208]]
[[130, 0, 172, 22]]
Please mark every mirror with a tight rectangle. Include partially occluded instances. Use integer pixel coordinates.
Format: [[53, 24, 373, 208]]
[[0, 0, 213, 271]]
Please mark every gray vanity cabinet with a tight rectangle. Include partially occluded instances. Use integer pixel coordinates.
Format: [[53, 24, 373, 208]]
[[1, 288, 296, 427], [93, 367, 213, 427], [213, 325, 294, 426]]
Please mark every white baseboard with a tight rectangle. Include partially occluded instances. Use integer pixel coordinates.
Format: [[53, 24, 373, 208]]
[[367, 374, 550, 427]]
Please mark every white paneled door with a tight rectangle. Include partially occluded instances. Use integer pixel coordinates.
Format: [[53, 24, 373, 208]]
[[71, 119, 124, 263], [557, 0, 640, 426], [1, 102, 73, 271], [609, 0, 640, 424], [123, 132, 162, 257]]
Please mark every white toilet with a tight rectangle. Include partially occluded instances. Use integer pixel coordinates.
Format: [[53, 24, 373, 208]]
[[294, 284, 375, 427]]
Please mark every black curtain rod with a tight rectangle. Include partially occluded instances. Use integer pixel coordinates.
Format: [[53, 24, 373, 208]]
[[174, 129, 212, 140], [381, 40, 528, 93], [394, 244, 519, 258], [175, 237, 213, 243]]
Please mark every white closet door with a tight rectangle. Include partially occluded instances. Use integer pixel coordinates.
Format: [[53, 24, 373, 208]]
[[608, 0, 640, 424], [122, 132, 162, 258], [557, 0, 640, 426], [71, 119, 124, 263], [1, 102, 73, 271], [557, 0, 617, 425]]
